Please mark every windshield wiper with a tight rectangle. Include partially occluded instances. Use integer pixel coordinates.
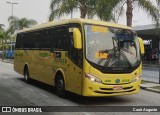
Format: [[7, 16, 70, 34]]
[[104, 48, 119, 67], [120, 49, 132, 67], [103, 36, 119, 67]]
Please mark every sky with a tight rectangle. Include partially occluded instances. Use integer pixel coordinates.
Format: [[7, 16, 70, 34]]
[[0, 0, 158, 29]]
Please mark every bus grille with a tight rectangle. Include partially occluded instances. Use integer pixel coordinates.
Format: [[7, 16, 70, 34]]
[[100, 86, 133, 91], [94, 89, 136, 94]]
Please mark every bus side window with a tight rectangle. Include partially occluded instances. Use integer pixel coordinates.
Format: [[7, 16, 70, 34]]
[[20, 34, 25, 49], [54, 26, 69, 50], [33, 32, 41, 49], [15, 34, 22, 49], [23, 33, 34, 49], [39, 29, 52, 49]]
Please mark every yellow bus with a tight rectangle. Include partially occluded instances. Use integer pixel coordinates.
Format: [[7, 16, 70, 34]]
[[14, 18, 144, 97]]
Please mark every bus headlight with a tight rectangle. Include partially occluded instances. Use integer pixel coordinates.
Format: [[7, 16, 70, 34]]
[[85, 74, 102, 84], [132, 74, 142, 83]]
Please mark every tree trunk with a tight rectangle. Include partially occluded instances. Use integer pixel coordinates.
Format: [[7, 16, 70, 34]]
[[71, 10, 73, 18], [80, 6, 87, 18], [126, 0, 133, 27]]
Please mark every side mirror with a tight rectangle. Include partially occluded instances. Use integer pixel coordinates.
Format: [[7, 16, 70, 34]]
[[138, 37, 145, 55], [72, 28, 82, 49]]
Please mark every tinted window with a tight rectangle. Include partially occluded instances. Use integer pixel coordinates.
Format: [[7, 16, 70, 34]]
[[15, 34, 21, 49], [40, 28, 53, 49], [23, 33, 34, 49], [54, 26, 70, 50], [33, 32, 41, 49], [16, 25, 73, 50]]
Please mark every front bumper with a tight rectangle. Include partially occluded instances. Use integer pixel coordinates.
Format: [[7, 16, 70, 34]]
[[82, 78, 141, 97]]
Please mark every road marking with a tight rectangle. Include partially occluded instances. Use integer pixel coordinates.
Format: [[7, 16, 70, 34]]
[[82, 112, 91, 115], [26, 87, 34, 91], [39, 93, 48, 98]]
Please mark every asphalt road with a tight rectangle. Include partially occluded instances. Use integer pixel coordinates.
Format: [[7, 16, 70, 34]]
[[142, 67, 160, 83], [0, 61, 160, 115]]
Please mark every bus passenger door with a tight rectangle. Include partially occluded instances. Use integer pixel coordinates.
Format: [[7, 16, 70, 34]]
[[67, 40, 83, 95]]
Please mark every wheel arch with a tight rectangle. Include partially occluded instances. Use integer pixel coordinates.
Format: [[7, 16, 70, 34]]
[[54, 69, 66, 88], [23, 63, 29, 76]]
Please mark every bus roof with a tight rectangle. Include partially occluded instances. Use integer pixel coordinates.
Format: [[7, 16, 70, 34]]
[[18, 18, 132, 33]]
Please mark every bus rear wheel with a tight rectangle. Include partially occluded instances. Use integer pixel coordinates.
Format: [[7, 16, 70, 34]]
[[56, 76, 65, 97], [24, 67, 30, 83]]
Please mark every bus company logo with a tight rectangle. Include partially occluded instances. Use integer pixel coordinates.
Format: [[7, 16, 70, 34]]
[[115, 79, 120, 83], [2, 107, 11, 112]]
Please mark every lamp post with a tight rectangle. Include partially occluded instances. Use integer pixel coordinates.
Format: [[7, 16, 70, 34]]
[[6, 2, 18, 17], [6, 1, 18, 59]]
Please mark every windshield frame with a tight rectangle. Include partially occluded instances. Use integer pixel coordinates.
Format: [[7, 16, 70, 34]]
[[83, 23, 141, 73]]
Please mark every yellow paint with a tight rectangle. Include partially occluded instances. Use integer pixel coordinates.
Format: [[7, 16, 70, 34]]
[[138, 37, 145, 55], [14, 18, 142, 97], [73, 28, 82, 49], [92, 26, 108, 33], [95, 52, 108, 59]]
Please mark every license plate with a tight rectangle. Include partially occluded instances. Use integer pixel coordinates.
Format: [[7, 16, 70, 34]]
[[113, 86, 122, 90]]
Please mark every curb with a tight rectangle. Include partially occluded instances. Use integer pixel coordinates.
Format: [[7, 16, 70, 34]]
[[140, 86, 160, 93], [146, 88, 160, 93], [0, 60, 13, 64]]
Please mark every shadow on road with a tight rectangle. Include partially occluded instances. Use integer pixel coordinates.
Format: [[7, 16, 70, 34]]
[[17, 77, 132, 106], [17, 77, 56, 93]]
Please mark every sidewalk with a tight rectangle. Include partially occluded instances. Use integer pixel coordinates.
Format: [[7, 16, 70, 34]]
[[143, 62, 160, 68], [140, 81, 160, 93], [0, 59, 13, 64], [141, 62, 160, 93]]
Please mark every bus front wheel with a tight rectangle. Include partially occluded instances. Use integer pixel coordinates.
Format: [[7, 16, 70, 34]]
[[56, 76, 65, 97], [24, 67, 30, 83]]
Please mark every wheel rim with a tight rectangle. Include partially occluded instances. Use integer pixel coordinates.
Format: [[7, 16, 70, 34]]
[[24, 71, 28, 81], [57, 79, 64, 92]]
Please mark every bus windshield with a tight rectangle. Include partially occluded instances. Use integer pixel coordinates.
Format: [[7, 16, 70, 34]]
[[84, 24, 141, 69]]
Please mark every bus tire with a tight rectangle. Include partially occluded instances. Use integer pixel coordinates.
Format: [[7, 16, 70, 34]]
[[24, 67, 30, 83], [56, 75, 65, 97]]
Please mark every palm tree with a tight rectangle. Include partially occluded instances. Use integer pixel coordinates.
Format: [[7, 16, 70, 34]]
[[0, 29, 7, 60], [0, 24, 5, 30], [49, 0, 91, 20], [0, 25, 5, 58], [49, 0, 159, 27], [115, 0, 160, 27], [94, 0, 120, 21], [0, 25, 17, 60], [8, 16, 37, 34], [49, 0, 118, 21]]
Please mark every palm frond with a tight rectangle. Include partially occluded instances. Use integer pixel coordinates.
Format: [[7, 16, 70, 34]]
[[156, 0, 160, 5], [8, 16, 37, 33], [8, 16, 18, 22], [95, 0, 120, 21], [49, 0, 78, 20], [50, 0, 63, 10], [60, 0, 78, 16], [49, 9, 61, 21], [0, 29, 5, 38], [0, 24, 5, 31], [138, 0, 158, 22]]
